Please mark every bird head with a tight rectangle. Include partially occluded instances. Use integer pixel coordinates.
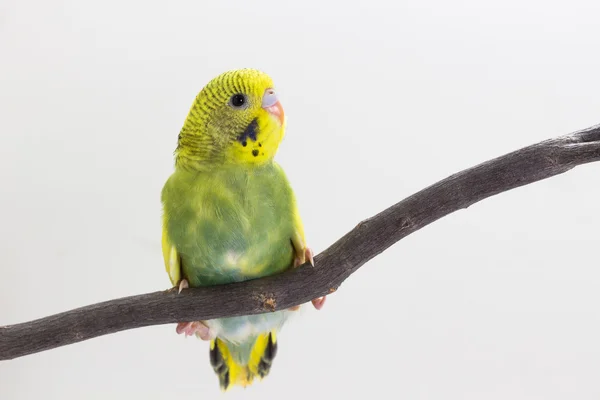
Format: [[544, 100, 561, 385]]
[[175, 69, 286, 170]]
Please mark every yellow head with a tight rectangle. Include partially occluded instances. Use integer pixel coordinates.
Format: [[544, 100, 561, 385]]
[[175, 69, 286, 170]]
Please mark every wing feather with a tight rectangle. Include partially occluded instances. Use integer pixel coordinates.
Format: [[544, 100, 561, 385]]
[[161, 214, 181, 286]]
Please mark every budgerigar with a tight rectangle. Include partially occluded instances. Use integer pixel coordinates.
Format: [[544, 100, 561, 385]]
[[161, 69, 325, 390]]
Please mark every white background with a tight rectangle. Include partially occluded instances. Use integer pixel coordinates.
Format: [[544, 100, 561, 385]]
[[1, 1, 600, 399]]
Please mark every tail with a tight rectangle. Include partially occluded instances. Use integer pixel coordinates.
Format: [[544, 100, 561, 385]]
[[209, 331, 278, 391]]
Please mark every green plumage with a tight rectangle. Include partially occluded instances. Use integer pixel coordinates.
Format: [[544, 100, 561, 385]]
[[161, 161, 297, 360], [162, 162, 296, 286]]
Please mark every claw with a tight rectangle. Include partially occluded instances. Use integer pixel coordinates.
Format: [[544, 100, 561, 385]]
[[178, 279, 189, 294], [305, 248, 314, 267], [294, 247, 315, 268]]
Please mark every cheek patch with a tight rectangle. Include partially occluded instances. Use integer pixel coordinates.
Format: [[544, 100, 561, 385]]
[[237, 119, 259, 144]]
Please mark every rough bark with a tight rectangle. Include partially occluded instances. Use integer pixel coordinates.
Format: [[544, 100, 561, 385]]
[[1, 123, 599, 361]]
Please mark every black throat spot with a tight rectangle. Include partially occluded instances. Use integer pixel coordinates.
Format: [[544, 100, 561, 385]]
[[237, 119, 258, 145]]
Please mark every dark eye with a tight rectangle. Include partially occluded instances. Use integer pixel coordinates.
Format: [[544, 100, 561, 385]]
[[230, 94, 246, 108]]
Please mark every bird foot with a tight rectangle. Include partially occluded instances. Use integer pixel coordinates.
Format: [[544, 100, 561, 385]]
[[311, 296, 326, 310], [287, 296, 326, 312], [289, 247, 326, 311], [293, 247, 314, 268], [174, 279, 214, 340], [176, 321, 215, 341]]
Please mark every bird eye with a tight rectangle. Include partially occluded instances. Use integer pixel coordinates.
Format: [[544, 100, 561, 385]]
[[230, 94, 246, 108]]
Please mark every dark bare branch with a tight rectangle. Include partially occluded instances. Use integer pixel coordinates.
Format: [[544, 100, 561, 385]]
[[1, 123, 599, 361]]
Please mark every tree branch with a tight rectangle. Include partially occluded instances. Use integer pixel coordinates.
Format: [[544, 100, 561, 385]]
[[2, 124, 600, 361]]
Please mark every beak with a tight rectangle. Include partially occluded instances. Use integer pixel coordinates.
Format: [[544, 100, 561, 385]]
[[262, 88, 284, 125]]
